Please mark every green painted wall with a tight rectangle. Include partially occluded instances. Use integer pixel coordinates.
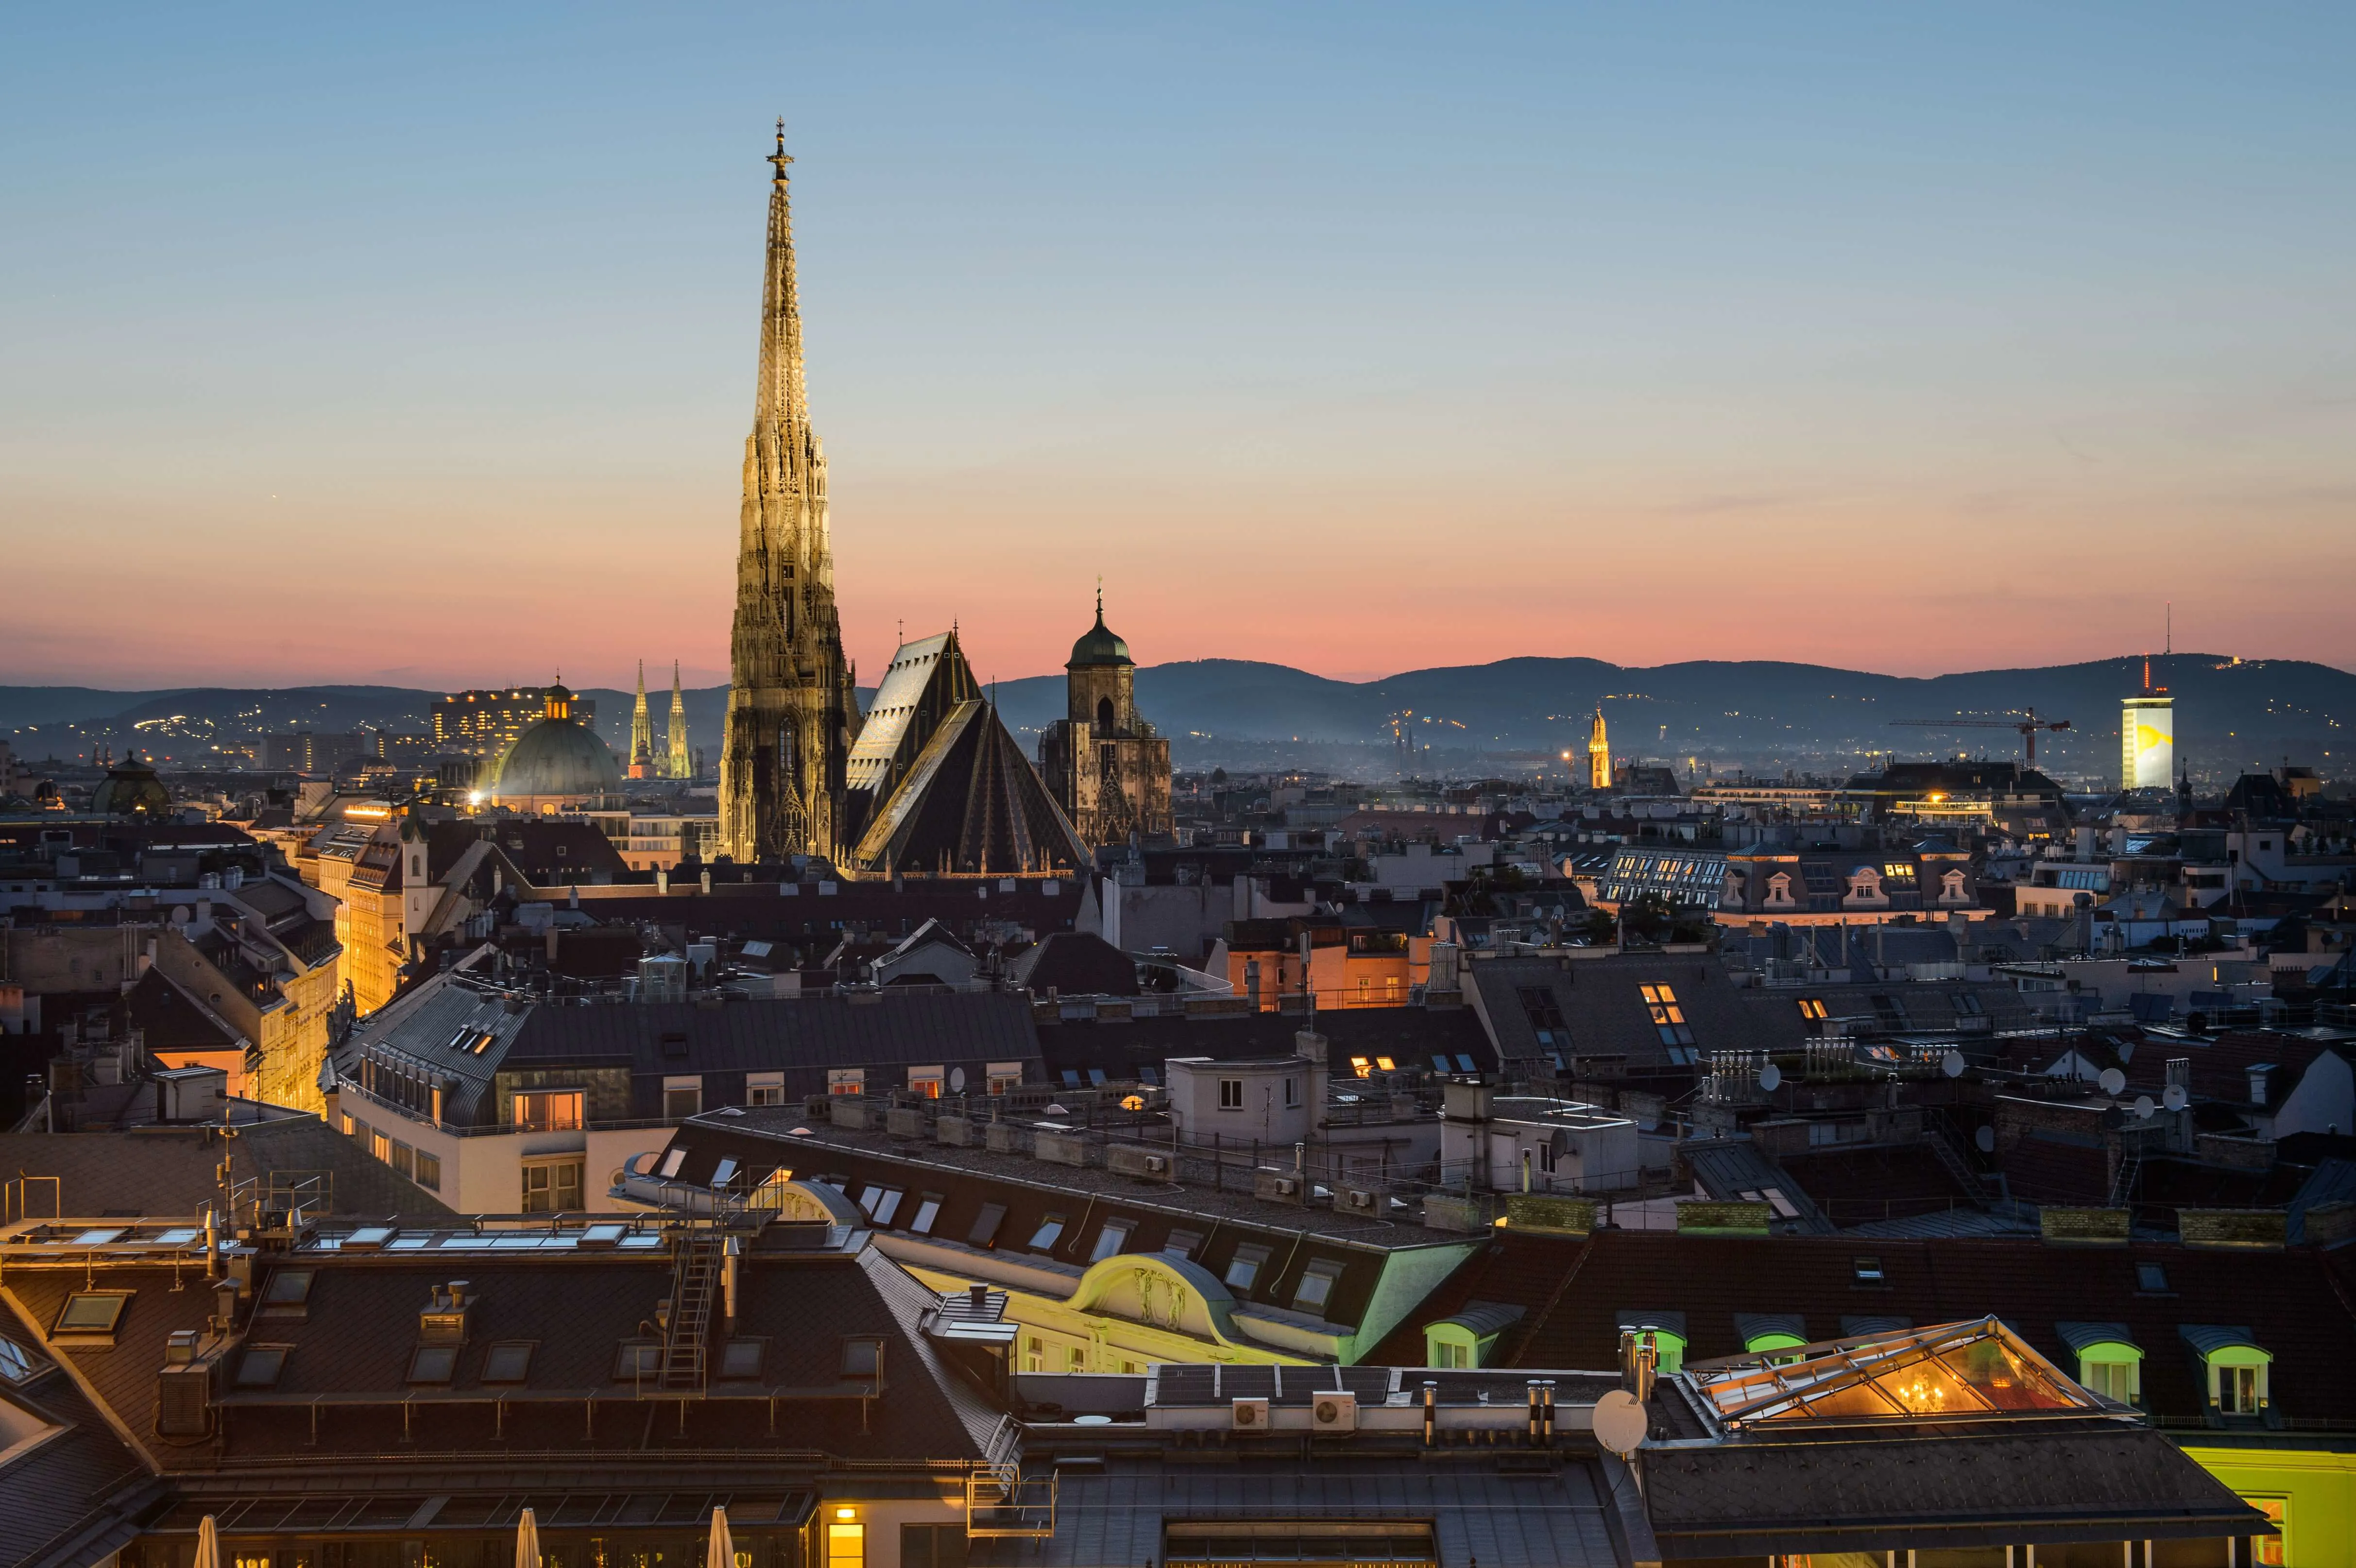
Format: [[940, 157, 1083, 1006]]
[[2181, 1444, 2356, 1568]]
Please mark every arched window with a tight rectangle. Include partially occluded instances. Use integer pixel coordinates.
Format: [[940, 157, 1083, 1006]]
[[1096, 696, 1116, 732]]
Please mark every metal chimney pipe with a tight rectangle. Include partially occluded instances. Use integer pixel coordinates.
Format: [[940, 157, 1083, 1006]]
[[1422, 1381, 1438, 1446]]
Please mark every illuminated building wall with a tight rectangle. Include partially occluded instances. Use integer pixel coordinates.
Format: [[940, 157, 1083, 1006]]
[[2122, 696, 2174, 790]]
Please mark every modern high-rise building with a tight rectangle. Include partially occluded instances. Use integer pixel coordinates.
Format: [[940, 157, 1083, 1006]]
[[2122, 657, 2173, 791], [718, 127, 861, 863]]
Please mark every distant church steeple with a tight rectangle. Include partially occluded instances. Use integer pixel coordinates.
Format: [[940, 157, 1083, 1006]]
[[1588, 704, 1612, 791], [628, 661, 655, 778], [667, 661, 691, 780]]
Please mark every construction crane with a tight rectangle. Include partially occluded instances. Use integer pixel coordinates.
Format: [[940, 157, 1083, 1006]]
[[1888, 708, 2072, 766]]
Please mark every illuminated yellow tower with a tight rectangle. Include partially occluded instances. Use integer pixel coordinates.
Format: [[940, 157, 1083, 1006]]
[[1588, 705, 1612, 790]]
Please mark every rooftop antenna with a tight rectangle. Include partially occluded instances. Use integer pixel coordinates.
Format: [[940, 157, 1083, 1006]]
[[2165, 602, 2171, 657]]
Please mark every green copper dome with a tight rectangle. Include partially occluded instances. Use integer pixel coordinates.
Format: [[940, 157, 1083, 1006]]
[[494, 716, 621, 800], [1068, 609, 1132, 668], [91, 752, 171, 818]]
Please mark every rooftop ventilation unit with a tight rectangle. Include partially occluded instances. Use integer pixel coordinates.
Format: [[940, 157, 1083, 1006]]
[[1311, 1391, 1358, 1433], [1343, 1188, 1379, 1212], [1230, 1397, 1269, 1431]]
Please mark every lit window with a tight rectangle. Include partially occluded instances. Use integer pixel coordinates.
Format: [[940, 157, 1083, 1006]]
[[907, 1193, 943, 1235], [1225, 1243, 1272, 1293], [1796, 998, 1827, 1021], [1641, 984, 1694, 1046], [1027, 1214, 1068, 1253], [747, 1071, 786, 1107], [512, 1091, 584, 1131], [408, 1345, 459, 1384], [236, 1346, 290, 1388], [827, 1523, 865, 1568], [1375, 1056, 1396, 1072], [1349, 1056, 1371, 1077], [481, 1343, 535, 1383]]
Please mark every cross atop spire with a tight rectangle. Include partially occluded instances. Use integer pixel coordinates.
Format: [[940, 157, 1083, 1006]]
[[1096, 575, 1104, 620], [768, 118, 793, 182]]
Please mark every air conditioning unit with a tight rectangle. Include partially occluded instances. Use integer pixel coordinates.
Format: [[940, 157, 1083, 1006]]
[[1343, 1188, 1378, 1212], [1144, 1153, 1168, 1175], [1311, 1392, 1358, 1433], [1230, 1397, 1270, 1431]]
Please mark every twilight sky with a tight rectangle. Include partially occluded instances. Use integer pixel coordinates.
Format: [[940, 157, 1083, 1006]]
[[3, 4, 2352, 692]]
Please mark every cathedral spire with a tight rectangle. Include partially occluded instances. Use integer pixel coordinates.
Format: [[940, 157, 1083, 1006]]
[[629, 661, 654, 776], [667, 660, 690, 781], [720, 124, 860, 861]]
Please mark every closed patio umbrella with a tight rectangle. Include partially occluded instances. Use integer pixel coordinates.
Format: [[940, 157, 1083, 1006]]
[[707, 1505, 735, 1568], [516, 1505, 542, 1568], [193, 1517, 221, 1568]]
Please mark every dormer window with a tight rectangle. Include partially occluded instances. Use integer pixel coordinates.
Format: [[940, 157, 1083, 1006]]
[[1225, 1244, 1272, 1293], [408, 1345, 459, 1384], [481, 1342, 535, 1383], [236, 1346, 290, 1389]]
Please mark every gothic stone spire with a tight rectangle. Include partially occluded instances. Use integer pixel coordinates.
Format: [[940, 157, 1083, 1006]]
[[719, 123, 860, 862]]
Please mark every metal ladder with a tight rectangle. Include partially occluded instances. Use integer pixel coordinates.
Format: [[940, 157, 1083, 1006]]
[[659, 1230, 725, 1392]]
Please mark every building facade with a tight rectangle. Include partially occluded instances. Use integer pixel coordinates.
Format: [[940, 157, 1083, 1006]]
[[719, 130, 861, 864]]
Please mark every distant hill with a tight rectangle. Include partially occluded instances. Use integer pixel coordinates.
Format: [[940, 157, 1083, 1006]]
[[5, 653, 2347, 783]]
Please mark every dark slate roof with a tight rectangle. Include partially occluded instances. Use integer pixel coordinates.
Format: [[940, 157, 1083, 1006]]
[[1469, 954, 1744, 1074], [3, 1236, 998, 1472], [112, 969, 239, 1055], [1641, 1425, 2261, 1555], [1036, 1006, 1494, 1082], [1008, 932, 1139, 997], [344, 973, 1044, 1126], [0, 1369, 153, 1568], [0, 1120, 453, 1221], [1358, 1230, 2356, 1428], [968, 1459, 1625, 1568]]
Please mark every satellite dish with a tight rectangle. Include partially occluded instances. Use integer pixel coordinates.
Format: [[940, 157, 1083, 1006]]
[[1591, 1389, 1647, 1456], [949, 1067, 967, 1094], [1043, 1103, 1070, 1116], [2164, 1084, 2188, 1112], [1942, 1051, 1967, 1079], [1758, 1063, 1782, 1092], [2098, 1068, 2127, 1097], [2133, 1094, 2156, 1120], [1974, 1125, 1996, 1154]]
